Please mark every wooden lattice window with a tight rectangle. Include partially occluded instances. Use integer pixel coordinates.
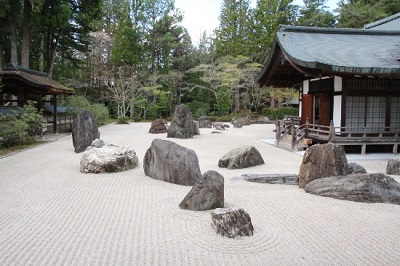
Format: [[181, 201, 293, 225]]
[[391, 97, 400, 130], [345, 96, 386, 132]]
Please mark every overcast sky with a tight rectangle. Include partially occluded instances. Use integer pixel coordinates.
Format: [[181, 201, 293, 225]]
[[174, 0, 340, 46]]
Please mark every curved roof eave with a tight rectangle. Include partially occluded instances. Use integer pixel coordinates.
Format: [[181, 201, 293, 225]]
[[276, 34, 400, 77]]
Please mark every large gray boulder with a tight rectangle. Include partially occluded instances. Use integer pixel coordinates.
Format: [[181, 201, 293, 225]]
[[143, 139, 201, 186], [80, 142, 139, 174], [237, 116, 251, 126], [231, 119, 242, 128], [167, 104, 199, 139], [72, 109, 100, 153], [386, 159, 400, 175], [149, 119, 168, 134], [179, 170, 224, 211], [198, 116, 213, 128], [211, 208, 254, 238], [218, 146, 265, 170], [304, 173, 400, 204], [347, 162, 367, 174], [298, 143, 348, 188]]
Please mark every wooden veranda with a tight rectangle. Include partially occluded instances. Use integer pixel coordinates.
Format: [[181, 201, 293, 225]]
[[276, 116, 400, 154]]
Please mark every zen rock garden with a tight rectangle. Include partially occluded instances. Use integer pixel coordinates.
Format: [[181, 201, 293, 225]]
[[72, 107, 400, 240]]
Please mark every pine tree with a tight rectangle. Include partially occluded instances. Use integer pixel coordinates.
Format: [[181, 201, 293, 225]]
[[297, 0, 336, 27], [111, 4, 142, 67], [251, 0, 297, 62], [214, 0, 253, 57], [337, 0, 400, 28]]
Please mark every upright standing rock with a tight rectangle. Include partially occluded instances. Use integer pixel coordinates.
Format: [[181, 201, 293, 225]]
[[298, 143, 348, 188], [72, 109, 100, 153], [211, 208, 254, 238], [386, 159, 400, 175], [167, 104, 199, 139], [143, 139, 201, 186], [179, 170, 224, 211]]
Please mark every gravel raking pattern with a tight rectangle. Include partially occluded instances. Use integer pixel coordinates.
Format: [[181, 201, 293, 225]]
[[1, 123, 400, 265]]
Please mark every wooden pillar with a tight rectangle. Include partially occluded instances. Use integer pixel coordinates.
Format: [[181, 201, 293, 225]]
[[276, 121, 280, 145], [291, 120, 296, 150], [328, 120, 334, 142], [37, 93, 42, 112], [53, 95, 58, 133]]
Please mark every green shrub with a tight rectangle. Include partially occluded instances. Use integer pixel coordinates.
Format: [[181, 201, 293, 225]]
[[21, 101, 43, 135], [90, 103, 109, 125], [0, 101, 41, 147], [263, 107, 298, 120], [65, 95, 109, 124], [186, 100, 210, 119], [117, 115, 130, 124]]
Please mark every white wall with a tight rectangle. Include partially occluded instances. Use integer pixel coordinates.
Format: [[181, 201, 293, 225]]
[[333, 76, 342, 132], [299, 80, 310, 117]]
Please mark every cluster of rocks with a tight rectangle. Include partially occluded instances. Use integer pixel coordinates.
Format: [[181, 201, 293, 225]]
[[238, 142, 400, 205], [298, 143, 400, 204], [72, 107, 400, 240], [72, 107, 257, 238], [143, 138, 257, 238]]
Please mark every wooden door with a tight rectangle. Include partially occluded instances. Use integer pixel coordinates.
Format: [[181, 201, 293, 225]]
[[301, 94, 312, 124], [319, 93, 331, 126]]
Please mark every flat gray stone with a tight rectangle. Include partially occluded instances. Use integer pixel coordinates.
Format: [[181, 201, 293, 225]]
[[242, 174, 298, 185], [304, 173, 400, 204]]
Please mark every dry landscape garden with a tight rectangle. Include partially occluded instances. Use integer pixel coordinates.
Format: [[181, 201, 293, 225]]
[[1, 0, 400, 265]]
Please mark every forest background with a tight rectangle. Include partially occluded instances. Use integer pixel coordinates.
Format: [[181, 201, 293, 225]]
[[0, 0, 399, 122]]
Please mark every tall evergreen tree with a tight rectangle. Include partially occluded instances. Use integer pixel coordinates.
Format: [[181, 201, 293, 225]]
[[297, 0, 336, 27], [214, 0, 253, 57], [111, 4, 142, 67], [337, 0, 400, 28], [251, 0, 296, 62]]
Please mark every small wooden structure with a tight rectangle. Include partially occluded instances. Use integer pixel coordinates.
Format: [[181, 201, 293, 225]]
[[275, 117, 399, 154], [257, 14, 400, 154], [0, 65, 74, 133]]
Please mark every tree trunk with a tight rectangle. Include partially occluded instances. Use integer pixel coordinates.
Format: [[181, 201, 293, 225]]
[[0, 43, 3, 71], [21, 0, 31, 68], [234, 87, 240, 113], [9, 15, 18, 66], [130, 100, 135, 118], [46, 32, 61, 77], [38, 35, 44, 72]]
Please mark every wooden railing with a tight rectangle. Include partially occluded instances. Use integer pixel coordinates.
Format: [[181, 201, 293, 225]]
[[275, 117, 400, 154]]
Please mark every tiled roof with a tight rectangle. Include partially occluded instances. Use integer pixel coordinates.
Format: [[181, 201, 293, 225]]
[[278, 25, 400, 73], [257, 25, 400, 87], [364, 12, 400, 30], [0, 66, 74, 94]]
